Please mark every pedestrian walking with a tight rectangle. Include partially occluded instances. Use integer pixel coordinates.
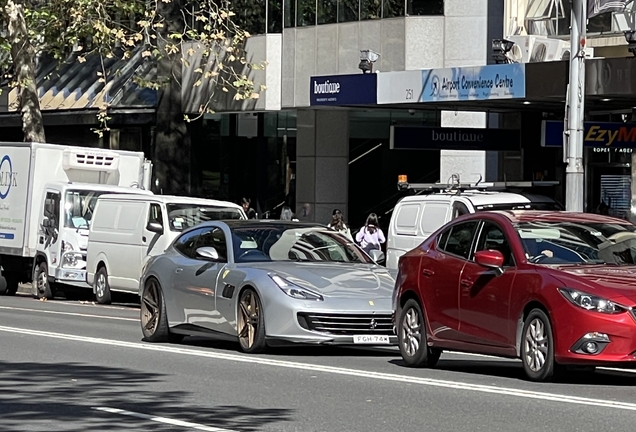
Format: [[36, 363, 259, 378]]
[[356, 213, 385, 254], [327, 209, 353, 241]]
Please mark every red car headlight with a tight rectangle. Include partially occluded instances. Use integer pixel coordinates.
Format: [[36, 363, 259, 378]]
[[558, 288, 628, 314]]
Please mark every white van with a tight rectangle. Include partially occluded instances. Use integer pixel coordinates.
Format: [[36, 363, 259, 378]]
[[386, 181, 562, 270], [86, 194, 246, 303]]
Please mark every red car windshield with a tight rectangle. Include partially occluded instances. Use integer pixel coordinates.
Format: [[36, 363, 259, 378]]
[[515, 221, 636, 265]]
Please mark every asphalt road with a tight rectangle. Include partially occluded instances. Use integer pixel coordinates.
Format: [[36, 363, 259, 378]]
[[2, 293, 636, 432]]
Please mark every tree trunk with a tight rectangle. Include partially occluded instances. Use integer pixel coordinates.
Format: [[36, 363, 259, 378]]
[[5, 0, 45, 142], [154, 0, 191, 196]]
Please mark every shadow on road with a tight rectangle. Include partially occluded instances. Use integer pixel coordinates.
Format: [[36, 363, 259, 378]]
[[181, 336, 399, 358], [389, 358, 636, 385], [0, 360, 292, 431]]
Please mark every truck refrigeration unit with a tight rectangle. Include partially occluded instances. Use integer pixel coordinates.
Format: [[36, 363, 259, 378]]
[[0, 142, 153, 298]]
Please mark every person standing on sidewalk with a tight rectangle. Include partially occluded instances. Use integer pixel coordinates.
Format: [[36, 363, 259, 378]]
[[327, 209, 353, 242], [356, 213, 385, 254]]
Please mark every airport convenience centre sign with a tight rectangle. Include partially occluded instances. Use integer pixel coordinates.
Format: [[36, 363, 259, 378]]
[[377, 63, 526, 104]]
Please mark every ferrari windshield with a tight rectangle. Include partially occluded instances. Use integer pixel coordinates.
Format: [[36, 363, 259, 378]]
[[516, 221, 636, 265], [230, 225, 372, 264]]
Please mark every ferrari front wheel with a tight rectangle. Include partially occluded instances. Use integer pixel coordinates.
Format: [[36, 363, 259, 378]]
[[237, 288, 267, 354]]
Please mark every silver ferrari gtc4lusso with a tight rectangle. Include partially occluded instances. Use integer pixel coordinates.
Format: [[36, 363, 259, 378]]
[[139, 220, 397, 353]]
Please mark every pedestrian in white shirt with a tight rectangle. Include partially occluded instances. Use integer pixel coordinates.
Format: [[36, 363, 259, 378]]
[[356, 213, 385, 254]]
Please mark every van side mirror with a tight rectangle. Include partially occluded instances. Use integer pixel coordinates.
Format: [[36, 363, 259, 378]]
[[196, 246, 220, 261], [369, 249, 385, 265], [146, 222, 163, 234]]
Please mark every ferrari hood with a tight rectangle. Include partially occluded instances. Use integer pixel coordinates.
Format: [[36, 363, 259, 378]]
[[244, 262, 395, 298]]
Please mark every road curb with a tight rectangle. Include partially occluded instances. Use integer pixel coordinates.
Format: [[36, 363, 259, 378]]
[[17, 284, 31, 295]]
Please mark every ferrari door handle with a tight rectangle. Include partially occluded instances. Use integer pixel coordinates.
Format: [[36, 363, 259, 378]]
[[422, 268, 434, 277], [460, 278, 473, 287], [175, 268, 183, 274]]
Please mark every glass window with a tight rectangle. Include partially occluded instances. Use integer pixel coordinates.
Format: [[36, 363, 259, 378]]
[[437, 227, 451, 250], [382, 0, 405, 18], [167, 203, 245, 232], [318, 0, 337, 23], [443, 221, 479, 259], [297, 0, 316, 26], [524, 0, 613, 36], [516, 221, 636, 265], [230, 224, 374, 263], [64, 190, 105, 229], [44, 192, 61, 231], [174, 229, 203, 258], [148, 203, 163, 226], [268, 0, 283, 32], [407, 0, 443, 16], [234, 0, 266, 34], [196, 227, 228, 262], [284, 0, 296, 27], [338, 0, 359, 21], [476, 222, 514, 267], [361, 0, 381, 19]]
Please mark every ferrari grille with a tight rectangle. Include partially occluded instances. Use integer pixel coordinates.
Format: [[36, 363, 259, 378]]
[[297, 312, 393, 335]]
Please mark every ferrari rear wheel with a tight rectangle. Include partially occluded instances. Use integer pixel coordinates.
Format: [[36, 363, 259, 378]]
[[398, 298, 441, 368], [237, 288, 266, 354], [141, 278, 183, 343]]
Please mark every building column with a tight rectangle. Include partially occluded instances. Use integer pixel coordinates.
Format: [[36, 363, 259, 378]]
[[440, 111, 488, 184], [296, 109, 349, 224]]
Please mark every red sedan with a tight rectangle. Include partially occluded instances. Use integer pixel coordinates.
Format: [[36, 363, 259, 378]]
[[393, 211, 636, 381]]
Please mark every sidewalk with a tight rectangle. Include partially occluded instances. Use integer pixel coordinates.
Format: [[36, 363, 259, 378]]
[[17, 284, 31, 295]]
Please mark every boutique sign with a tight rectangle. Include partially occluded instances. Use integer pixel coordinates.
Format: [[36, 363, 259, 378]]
[[310, 73, 377, 106], [377, 64, 526, 104], [390, 126, 520, 151]]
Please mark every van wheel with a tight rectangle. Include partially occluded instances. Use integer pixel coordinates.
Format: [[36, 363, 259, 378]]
[[35, 263, 54, 300], [95, 267, 112, 305]]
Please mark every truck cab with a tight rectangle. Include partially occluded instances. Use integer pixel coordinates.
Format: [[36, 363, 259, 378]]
[[33, 183, 153, 299]]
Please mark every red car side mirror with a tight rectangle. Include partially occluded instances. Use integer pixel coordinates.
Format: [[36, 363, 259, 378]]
[[474, 250, 505, 271]]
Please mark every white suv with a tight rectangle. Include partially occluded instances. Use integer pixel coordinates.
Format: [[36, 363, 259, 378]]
[[386, 182, 562, 270]]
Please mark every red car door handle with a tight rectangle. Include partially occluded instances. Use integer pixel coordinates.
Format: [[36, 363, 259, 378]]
[[422, 269, 434, 277], [460, 278, 473, 287]]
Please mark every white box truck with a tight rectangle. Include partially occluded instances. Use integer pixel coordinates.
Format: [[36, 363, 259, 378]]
[[0, 142, 153, 298]]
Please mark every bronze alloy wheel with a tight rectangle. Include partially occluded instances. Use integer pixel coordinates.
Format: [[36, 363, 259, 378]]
[[237, 288, 266, 353], [141, 279, 161, 336]]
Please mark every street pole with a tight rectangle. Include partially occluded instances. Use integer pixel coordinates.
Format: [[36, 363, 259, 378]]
[[565, 0, 587, 212]]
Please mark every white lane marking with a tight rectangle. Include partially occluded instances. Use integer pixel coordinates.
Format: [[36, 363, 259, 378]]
[[93, 407, 235, 432], [2, 326, 636, 413], [0, 306, 138, 322]]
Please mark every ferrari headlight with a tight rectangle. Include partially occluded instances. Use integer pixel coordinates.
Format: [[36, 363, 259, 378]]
[[270, 274, 323, 301], [558, 288, 627, 314]]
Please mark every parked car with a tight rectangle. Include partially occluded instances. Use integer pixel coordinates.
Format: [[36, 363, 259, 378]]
[[393, 210, 636, 381], [386, 180, 562, 270], [139, 220, 396, 352], [86, 194, 246, 304]]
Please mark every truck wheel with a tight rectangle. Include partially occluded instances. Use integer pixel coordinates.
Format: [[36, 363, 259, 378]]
[[0, 273, 18, 296], [95, 267, 112, 305], [35, 263, 54, 300]]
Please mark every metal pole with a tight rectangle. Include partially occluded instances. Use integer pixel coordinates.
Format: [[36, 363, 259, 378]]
[[565, 0, 587, 212]]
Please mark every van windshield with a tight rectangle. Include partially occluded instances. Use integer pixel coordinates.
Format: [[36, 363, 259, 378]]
[[167, 203, 245, 231], [64, 190, 106, 229]]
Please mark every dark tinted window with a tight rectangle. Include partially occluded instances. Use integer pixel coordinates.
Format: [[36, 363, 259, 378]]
[[437, 227, 451, 250], [174, 229, 202, 258], [443, 221, 479, 259], [476, 222, 514, 267], [196, 227, 228, 262]]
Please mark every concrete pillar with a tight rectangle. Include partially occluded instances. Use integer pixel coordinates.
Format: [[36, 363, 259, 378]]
[[440, 111, 488, 184], [296, 109, 349, 224]]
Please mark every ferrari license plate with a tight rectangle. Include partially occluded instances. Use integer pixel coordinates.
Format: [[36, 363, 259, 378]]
[[353, 335, 390, 344]]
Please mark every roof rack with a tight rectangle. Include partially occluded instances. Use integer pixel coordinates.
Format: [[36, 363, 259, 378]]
[[396, 174, 559, 193]]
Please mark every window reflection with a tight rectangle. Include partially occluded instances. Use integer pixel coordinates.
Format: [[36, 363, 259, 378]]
[[284, 0, 296, 27], [269, 0, 283, 32], [383, 0, 405, 18], [297, 0, 317, 26], [318, 0, 337, 23], [407, 0, 443, 16], [338, 0, 359, 21], [524, 0, 613, 35], [361, 0, 381, 19], [233, 0, 266, 34]]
